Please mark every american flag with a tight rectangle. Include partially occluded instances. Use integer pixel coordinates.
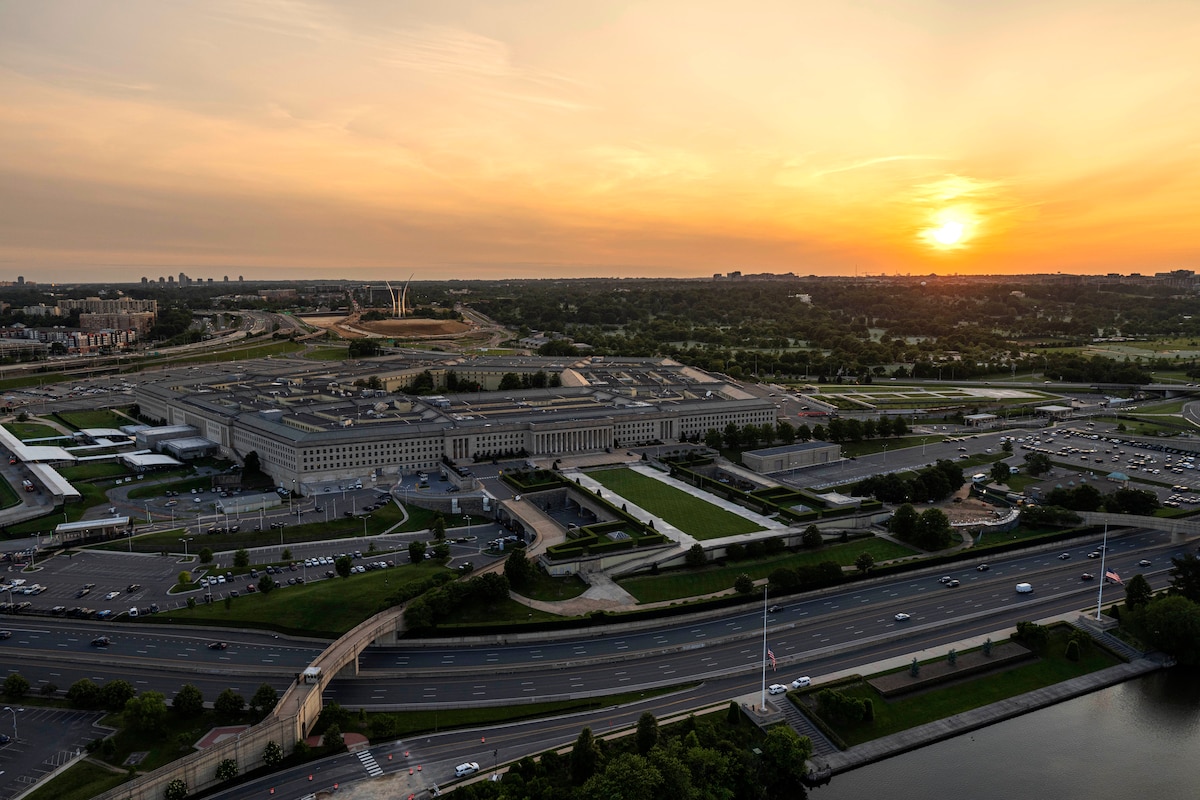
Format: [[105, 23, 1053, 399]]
[[1105, 570, 1123, 584], [767, 648, 777, 671]]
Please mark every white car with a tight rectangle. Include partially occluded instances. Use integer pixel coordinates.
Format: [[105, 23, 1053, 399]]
[[455, 761, 480, 777], [790, 676, 812, 689], [894, 612, 911, 621], [768, 684, 788, 695], [104, 591, 120, 600]]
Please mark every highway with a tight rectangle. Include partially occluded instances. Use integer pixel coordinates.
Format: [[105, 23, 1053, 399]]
[[4, 528, 1191, 709]]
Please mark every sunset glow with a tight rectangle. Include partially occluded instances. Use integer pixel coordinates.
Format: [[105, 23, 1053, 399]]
[[1, 1, 1199, 282]]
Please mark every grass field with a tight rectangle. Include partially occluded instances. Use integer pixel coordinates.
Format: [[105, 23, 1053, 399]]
[[618, 537, 917, 603], [3, 421, 66, 440], [57, 463, 132, 481], [55, 408, 134, 430], [302, 346, 350, 360], [589, 468, 765, 540]]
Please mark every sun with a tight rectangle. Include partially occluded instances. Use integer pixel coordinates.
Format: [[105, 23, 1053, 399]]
[[920, 209, 976, 251]]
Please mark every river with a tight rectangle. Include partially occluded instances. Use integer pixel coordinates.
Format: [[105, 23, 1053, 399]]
[[812, 667, 1200, 799]]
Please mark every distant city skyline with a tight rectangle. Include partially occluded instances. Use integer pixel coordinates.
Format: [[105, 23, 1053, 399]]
[[2, 1, 1199, 284]]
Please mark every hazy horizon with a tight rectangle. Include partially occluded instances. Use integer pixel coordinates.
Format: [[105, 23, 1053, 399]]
[[3, 1, 1199, 284]]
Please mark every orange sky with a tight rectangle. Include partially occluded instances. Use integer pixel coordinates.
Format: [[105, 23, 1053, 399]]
[[2, 0, 1198, 283]]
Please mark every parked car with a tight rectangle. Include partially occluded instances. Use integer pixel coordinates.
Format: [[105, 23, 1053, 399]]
[[790, 676, 811, 688], [455, 762, 480, 777], [767, 684, 788, 695]]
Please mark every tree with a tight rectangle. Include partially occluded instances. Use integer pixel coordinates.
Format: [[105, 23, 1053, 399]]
[[408, 539, 427, 563], [199, 547, 213, 564], [776, 421, 796, 445], [3, 672, 29, 700], [323, 723, 345, 752], [335, 555, 353, 579], [722, 422, 741, 450], [164, 778, 188, 800], [250, 683, 279, 717], [178, 570, 192, 585], [1024, 452, 1052, 476], [684, 543, 706, 568], [1125, 573, 1153, 611], [504, 552, 534, 589], [1140, 595, 1200, 665], [243, 450, 262, 477], [1002, 438, 1014, 453], [124, 691, 168, 732], [432, 513, 446, 541], [636, 711, 659, 755], [1169, 553, 1200, 603], [759, 726, 813, 800], [281, 547, 292, 561], [704, 428, 723, 449], [734, 573, 753, 594], [855, 552, 875, 574], [890, 503, 919, 540], [258, 573, 276, 595], [432, 542, 450, 561], [990, 460, 1012, 486], [173, 684, 204, 717], [101, 679, 136, 711], [67, 678, 100, 708], [262, 740, 284, 768], [214, 688, 245, 717], [216, 758, 239, 782], [570, 727, 603, 784], [234, 549, 250, 569], [802, 524, 823, 549], [916, 507, 954, 550]]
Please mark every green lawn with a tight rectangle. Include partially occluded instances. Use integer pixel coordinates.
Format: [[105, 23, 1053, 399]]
[[513, 569, 589, 603], [807, 628, 1121, 746], [618, 537, 917, 603], [589, 468, 765, 539], [302, 346, 350, 360], [3, 421, 65, 440], [840, 435, 947, 457], [58, 463, 133, 481], [148, 561, 449, 637], [56, 408, 135, 430]]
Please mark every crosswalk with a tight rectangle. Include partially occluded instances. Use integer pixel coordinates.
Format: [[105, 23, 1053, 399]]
[[357, 749, 384, 777]]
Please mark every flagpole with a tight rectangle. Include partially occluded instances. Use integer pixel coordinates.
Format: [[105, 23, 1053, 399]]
[[761, 585, 768, 710], [1096, 523, 1108, 620]]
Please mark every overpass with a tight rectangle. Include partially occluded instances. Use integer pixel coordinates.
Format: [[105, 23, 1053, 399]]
[[1077, 511, 1200, 537]]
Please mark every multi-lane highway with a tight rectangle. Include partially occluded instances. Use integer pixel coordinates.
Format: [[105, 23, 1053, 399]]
[[4, 528, 1190, 710]]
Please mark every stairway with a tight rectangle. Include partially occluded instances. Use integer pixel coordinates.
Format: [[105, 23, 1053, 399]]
[[774, 697, 840, 758]]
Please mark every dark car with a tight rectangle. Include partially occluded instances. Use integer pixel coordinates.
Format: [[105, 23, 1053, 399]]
[[977, 564, 990, 571], [91, 636, 111, 647], [0, 630, 12, 639], [208, 641, 228, 650], [126, 583, 141, 592]]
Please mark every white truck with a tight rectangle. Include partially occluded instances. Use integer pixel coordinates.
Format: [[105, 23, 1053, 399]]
[[1015, 582, 1033, 594]]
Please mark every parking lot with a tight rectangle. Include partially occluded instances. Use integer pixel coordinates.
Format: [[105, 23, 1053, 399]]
[[0, 707, 109, 800]]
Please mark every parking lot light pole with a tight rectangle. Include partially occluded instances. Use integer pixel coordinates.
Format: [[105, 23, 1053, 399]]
[[3, 706, 22, 742], [179, 537, 193, 560]]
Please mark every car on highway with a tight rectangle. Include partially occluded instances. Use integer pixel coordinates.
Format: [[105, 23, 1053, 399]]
[[768, 605, 782, 613], [790, 676, 812, 688], [208, 641, 228, 650], [455, 762, 480, 777], [894, 612, 911, 621], [768, 684, 788, 695], [1058, 553, 1071, 560], [91, 636, 111, 647], [1088, 552, 1101, 558], [977, 564, 990, 571], [1138, 559, 1152, 567], [1081, 573, 1095, 580], [946, 579, 961, 588], [938, 576, 952, 584], [0, 630, 11, 639]]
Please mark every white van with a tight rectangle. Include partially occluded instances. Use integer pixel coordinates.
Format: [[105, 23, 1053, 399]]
[[128, 607, 139, 617], [1015, 582, 1033, 594]]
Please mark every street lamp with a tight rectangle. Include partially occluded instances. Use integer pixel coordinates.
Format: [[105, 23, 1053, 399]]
[[3, 706, 22, 742], [179, 537, 193, 560]]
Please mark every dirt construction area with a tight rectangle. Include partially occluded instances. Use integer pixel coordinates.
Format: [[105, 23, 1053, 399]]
[[943, 485, 1011, 526]]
